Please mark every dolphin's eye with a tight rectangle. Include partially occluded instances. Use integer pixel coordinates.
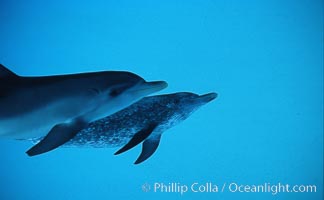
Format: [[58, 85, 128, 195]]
[[174, 99, 180, 104], [109, 84, 130, 97], [109, 89, 121, 97]]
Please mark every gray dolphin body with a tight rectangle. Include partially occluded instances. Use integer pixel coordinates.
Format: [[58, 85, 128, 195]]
[[0, 64, 167, 156], [36, 92, 217, 164]]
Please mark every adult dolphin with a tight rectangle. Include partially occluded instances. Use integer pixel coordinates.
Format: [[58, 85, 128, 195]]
[[0, 64, 168, 156]]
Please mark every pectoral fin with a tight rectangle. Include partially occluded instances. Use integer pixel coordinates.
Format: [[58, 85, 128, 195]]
[[26, 119, 87, 156], [134, 134, 162, 165], [114, 123, 157, 155]]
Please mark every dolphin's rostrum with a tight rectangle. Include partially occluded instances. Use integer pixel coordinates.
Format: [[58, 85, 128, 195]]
[[0, 64, 168, 156]]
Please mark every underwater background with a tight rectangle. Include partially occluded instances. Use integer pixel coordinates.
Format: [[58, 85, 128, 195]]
[[0, 0, 323, 200]]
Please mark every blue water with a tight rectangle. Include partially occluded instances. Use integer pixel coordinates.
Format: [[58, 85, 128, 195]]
[[0, 0, 323, 199]]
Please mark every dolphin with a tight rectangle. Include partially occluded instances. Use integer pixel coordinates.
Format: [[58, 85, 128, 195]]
[[0, 64, 168, 156], [31, 92, 217, 164]]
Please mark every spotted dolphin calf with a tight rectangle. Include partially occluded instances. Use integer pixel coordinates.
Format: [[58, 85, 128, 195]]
[[0, 64, 167, 156], [42, 92, 217, 164]]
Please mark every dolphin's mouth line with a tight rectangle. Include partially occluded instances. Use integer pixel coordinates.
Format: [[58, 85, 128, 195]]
[[199, 93, 218, 102], [130, 81, 168, 95]]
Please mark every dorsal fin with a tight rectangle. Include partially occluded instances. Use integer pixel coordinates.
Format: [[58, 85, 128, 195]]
[[0, 64, 18, 78]]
